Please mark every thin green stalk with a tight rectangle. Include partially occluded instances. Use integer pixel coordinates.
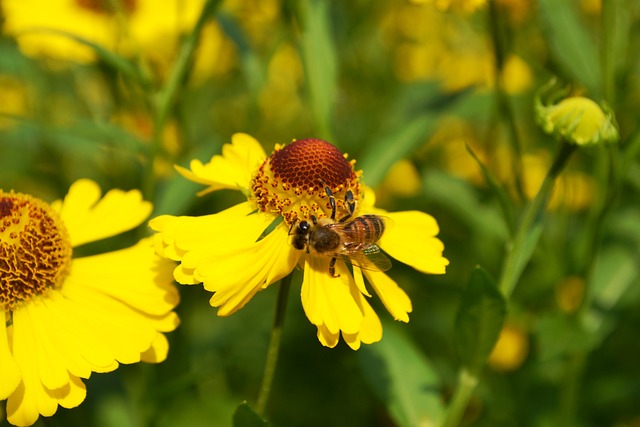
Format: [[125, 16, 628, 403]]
[[255, 274, 293, 416], [441, 369, 479, 427], [142, 0, 220, 200], [487, 0, 526, 203], [498, 140, 577, 298]]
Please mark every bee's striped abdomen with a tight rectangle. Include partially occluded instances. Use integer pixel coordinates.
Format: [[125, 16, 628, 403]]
[[345, 215, 385, 244]]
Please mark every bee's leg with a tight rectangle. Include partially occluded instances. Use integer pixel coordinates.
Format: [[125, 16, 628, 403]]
[[337, 190, 356, 223], [329, 257, 340, 277], [287, 217, 298, 235], [310, 214, 318, 225], [323, 186, 337, 220]]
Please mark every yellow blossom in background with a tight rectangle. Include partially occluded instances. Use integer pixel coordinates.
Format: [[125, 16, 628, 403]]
[[0, 179, 179, 426], [488, 323, 529, 371], [1, 0, 204, 66], [0, 75, 29, 128], [521, 152, 595, 211], [258, 43, 304, 126], [387, 2, 494, 91], [410, 0, 487, 13], [555, 276, 585, 313], [377, 159, 422, 203], [500, 55, 534, 95], [150, 134, 448, 349]]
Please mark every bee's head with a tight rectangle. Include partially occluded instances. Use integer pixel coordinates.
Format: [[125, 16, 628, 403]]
[[292, 220, 311, 250]]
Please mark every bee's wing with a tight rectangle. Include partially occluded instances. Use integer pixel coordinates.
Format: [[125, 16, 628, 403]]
[[335, 244, 392, 272]]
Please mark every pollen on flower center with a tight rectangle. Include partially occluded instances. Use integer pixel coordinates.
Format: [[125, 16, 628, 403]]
[[251, 138, 362, 225], [0, 191, 72, 311]]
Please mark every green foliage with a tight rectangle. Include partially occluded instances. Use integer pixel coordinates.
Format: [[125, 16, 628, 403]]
[[455, 267, 506, 376], [360, 322, 444, 427], [2, 0, 640, 426]]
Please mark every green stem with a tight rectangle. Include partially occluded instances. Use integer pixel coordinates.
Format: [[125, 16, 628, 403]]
[[441, 369, 479, 427], [487, 0, 526, 203], [255, 274, 292, 416], [498, 140, 577, 298], [142, 0, 220, 200]]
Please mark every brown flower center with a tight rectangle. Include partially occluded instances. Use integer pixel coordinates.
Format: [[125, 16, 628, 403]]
[[0, 192, 72, 311], [251, 138, 362, 225]]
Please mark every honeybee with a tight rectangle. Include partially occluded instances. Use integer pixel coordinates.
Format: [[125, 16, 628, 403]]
[[291, 186, 392, 277]]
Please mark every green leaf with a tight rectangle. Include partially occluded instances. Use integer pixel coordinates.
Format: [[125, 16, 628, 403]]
[[455, 267, 507, 376], [538, 0, 601, 96], [360, 322, 444, 427], [298, 0, 337, 140], [233, 402, 269, 427]]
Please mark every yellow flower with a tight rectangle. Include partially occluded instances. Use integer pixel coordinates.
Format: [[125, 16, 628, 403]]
[[536, 95, 619, 146], [150, 134, 448, 349], [488, 323, 529, 371], [0, 179, 179, 426], [1, 0, 203, 64]]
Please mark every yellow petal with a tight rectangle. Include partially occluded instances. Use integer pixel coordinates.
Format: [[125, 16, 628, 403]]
[[68, 238, 179, 316], [55, 376, 86, 410], [316, 324, 339, 348], [40, 292, 119, 373], [22, 303, 70, 391], [60, 282, 158, 364], [300, 257, 362, 335], [377, 210, 449, 274], [53, 179, 152, 247], [196, 225, 300, 316], [140, 333, 169, 364], [342, 288, 383, 350], [364, 270, 413, 323], [9, 307, 59, 425], [175, 133, 266, 194], [0, 311, 20, 400]]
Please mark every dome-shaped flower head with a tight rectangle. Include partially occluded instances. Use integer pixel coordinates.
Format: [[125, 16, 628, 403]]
[[150, 134, 448, 349], [0, 179, 179, 426]]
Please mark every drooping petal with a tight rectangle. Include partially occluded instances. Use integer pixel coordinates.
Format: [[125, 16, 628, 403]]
[[376, 210, 449, 274], [149, 202, 274, 284], [364, 270, 413, 323], [0, 310, 20, 400], [316, 324, 339, 348], [140, 333, 169, 364], [175, 133, 266, 195], [341, 289, 383, 350], [195, 225, 300, 316], [52, 179, 152, 247], [300, 257, 363, 337]]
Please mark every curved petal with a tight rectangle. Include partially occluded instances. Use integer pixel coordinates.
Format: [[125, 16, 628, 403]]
[[364, 270, 413, 323], [175, 133, 266, 195], [195, 225, 300, 316], [342, 290, 383, 350], [67, 238, 179, 317], [316, 324, 339, 348], [0, 310, 20, 400], [7, 302, 88, 426], [300, 257, 362, 336], [376, 210, 449, 274], [140, 333, 169, 364], [149, 202, 275, 285], [52, 179, 152, 247]]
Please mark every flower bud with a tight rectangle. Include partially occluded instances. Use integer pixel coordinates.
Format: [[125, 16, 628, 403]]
[[536, 94, 619, 146]]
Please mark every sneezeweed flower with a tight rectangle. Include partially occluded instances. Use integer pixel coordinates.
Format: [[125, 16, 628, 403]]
[[150, 134, 448, 349], [535, 94, 619, 146], [0, 179, 179, 426], [2, 0, 204, 65]]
